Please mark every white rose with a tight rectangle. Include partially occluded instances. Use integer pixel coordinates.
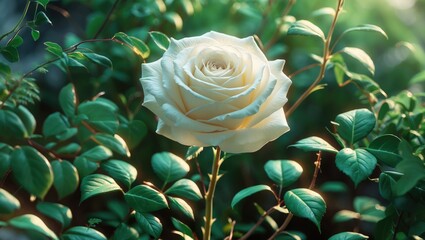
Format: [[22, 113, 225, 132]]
[[140, 31, 291, 153]]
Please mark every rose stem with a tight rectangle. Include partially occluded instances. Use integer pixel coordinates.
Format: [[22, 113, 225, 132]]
[[203, 146, 223, 240], [286, 0, 344, 117]]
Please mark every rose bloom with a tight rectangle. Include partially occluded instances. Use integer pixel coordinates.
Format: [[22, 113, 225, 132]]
[[140, 31, 291, 153]]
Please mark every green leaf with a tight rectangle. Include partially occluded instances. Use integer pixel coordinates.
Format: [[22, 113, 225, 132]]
[[36, 0, 50, 9], [9, 214, 58, 240], [124, 185, 168, 213], [83, 53, 112, 68], [290, 136, 338, 153], [35, 11, 52, 26], [135, 212, 162, 239], [319, 181, 348, 193], [185, 146, 203, 160], [51, 160, 79, 199], [117, 120, 147, 149], [81, 145, 113, 162], [11, 146, 53, 199], [14, 105, 36, 136], [7, 36, 24, 47], [409, 70, 425, 84], [59, 83, 76, 117], [168, 196, 194, 219], [0, 152, 10, 179], [62, 226, 107, 240], [333, 210, 360, 222], [42, 112, 70, 137], [311, 7, 336, 17], [56, 143, 81, 155], [329, 232, 369, 240], [366, 134, 402, 167], [164, 12, 183, 31], [129, 36, 150, 59], [336, 148, 377, 187], [164, 179, 202, 201], [93, 133, 130, 157], [78, 101, 118, 134], [0, 62, 11, 75], [264, 160, 303, 187], [36, 202, 72, 229], [101, 160, 137, 189], [0, 46, 19, 62], [379, 172, 396, 200], [394, 142, 425, 196], [0, 188, 20, 214], [171, 217, 193, 239], [151, 152, 189, 185], [287, 20, 325, 41], [31, 29, 40, 41], [111, 223, 138, 240], [340, 24, 388, 40], [73, 156, 98, 178], [340, 47, 375, 75], [0, 109, 28, 139], [231, 185, 273, 209], [335, 108, 376, 145], [284, 188, 326, 232], [44, 41, 63, 57], [149, 31, 170, 51], [80, 174, 122, 203]]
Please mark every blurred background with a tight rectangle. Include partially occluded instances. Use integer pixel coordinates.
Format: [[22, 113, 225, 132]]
[[1, 0, 424, 239]]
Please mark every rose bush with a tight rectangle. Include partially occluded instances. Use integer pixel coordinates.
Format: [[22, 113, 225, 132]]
[[140, 31, 291, 153]]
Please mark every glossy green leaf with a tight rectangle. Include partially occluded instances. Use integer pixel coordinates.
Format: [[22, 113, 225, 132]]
[[319, 181, 348, 193], [284, 188, 326, 232], [31, 29, 40, 41], [264, 160, 303, 187], [0, 110, 28, 139], [44, 41, 63, 57], [290, 136, 338, 153], [409, 70, 425, 84], [340, 47, 375, 75], [42, 112, 70, 137], [111, 223, 139, 240], [36, 0, 50, 8], [7, 36, 23, 47], [80, 174, 122, 203], [0, 152, 11, 179], [83, 53, 112, 68], [0, 62, 11, 74], [329, 232, 369, 240], [164, 12, 183, 31], [11, 146, 53, 199], [0, 46, 19, 62], [93, 133, 130, 157], [9, 214, 58, 240], [59, 83, 76, 117], [185, 146, 203, 160], [117, 120, 147, 149], [101, 160, 137, 189], [366, 134, 402, 167], [62, 226, 107, 240], [136, 213, 162, 239], [56, 143, 81, 155], [379, 172, 396, 200], [51, 160, 79, 199], [129, 36, 150, 59], [287, 20, 325, 41], [276, 231, 307, 240], [336, 148, 377, 187], [73, 156, 98, 178], [333, 210, 360, 222], [231, 185, 273, 209], [151, 152, 189, 184], [124, 185, 168, 213], [168, 196, 194, 219], [171, 217, 193, 238], [14, 106, 36, 136], [35, 11, 52, 26], [311, 7, 335, 17], [36, 202, 72, 229], [340, 24, 388, 40], [78, 101, 118, 134], [81, 146, 113, 162], [164, 179, 202, 201], [335, 108, 376, 145], [149, 31, 170, 51], [0, 188, 20, 214]]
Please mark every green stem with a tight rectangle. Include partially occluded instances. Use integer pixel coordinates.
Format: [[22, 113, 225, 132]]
[[203, 147, 222, 240], [0, 0, 31, 42], [286, 0, 344, 117]]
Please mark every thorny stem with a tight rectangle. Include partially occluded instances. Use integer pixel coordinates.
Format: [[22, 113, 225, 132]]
[[267, 152, 323, 240], [0, 0, 31, 42], [286, 0, 344, 117], [203, 147, 223, 240]]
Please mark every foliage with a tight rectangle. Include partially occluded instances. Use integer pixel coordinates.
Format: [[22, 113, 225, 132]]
[[0, 0, 424, 239]]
